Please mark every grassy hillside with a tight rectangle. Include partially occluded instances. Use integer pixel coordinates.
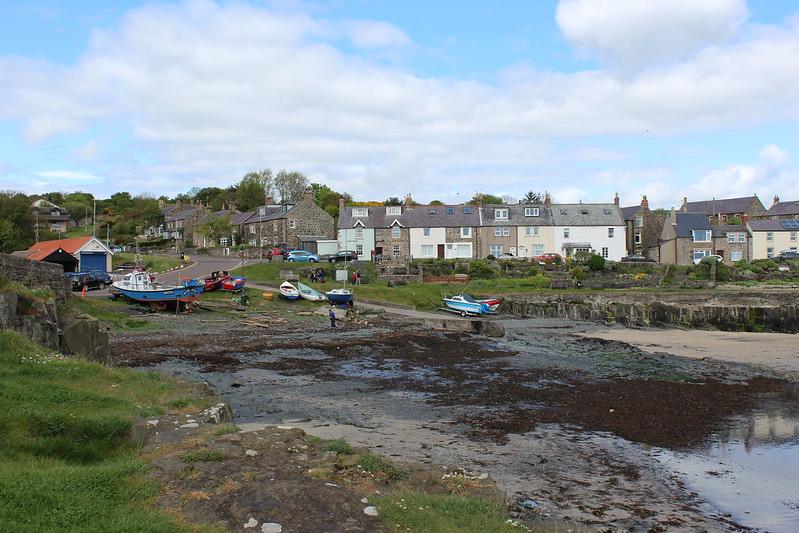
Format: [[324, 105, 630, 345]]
[[0, 330, 205, 532]]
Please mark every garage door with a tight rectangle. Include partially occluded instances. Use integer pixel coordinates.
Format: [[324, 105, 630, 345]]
[[80, 252, 107, 273]]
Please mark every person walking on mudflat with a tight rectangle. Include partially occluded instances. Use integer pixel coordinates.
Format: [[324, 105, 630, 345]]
[[329, 308, 336, 328]]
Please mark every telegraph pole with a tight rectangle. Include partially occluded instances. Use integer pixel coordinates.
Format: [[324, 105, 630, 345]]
[[34, 211, 39, 243], [93, 199, 96, 237]]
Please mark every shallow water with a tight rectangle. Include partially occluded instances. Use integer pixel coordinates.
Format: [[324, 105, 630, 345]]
[[654, 403, 799, 532]]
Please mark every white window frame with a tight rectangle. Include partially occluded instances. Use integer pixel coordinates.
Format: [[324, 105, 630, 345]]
[[524, 207, 539, 217], [220, 237, 229, 247], [489, 245, 502, 256], [635, 216, 643, 228], [727, 233, 736, 243], [767, 232, 774, 241], [693, 249, 711, 261], [791, 232, 797, 242], [391, 226, 400, 239], [731, 250, 743, 262], [355, 243, 363, 256], [608, 227, 615, 238], [532, 244, 544, 256], [423, 227, 431, 237], [352, 208, 368, 217], [494, 209, 508, 220], [494, 227, 502, 237], [634, 232, 641, 244], [385, 206, 401, 216], [420, 244, 435, 257], [767, 247, 774, 258], [738, 232, 745, 243], [288, 219, 296, 229], [563, 228, 570, 239], [692, 230, 711, 243], [355, 227, 363, 239], [460, 227, 471, 238], [502, 226, 510, 237]]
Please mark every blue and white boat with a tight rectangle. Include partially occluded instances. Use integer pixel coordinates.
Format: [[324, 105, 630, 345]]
[[325, 288, 353, 305], [279, 281, 301, 300], [442, 293, 490, 316], [297, 282, 327, 302], [112, 271, 204, 306]]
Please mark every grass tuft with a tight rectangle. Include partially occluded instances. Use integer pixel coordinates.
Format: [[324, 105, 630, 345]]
[[211, 423, 239, 436], [326, 438, 354, 455], [358, 453, 407, 481], [180, 449, 224, 463]]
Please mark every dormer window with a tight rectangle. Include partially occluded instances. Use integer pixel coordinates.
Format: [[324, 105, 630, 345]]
[[692, 230, 711, 242], [446, 207, 455, 215], [258, 207, 266, 216], [463, 207, 472, 214], [494, 208, 508, 220], [581, 209, 589, 215], [603, 208, 612, 215], [352, 208, 368, 217], [524, 207, 539, 217], [429, 209, 437, 215], [560, 209, 568, 215], [386, 206, 401, 216]]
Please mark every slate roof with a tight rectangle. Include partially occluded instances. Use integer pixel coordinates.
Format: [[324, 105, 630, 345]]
[[747, 220, 797, 232], [620, 205, 641, 220], [338, 205, 480, 229], [671, 213, 711, 238], [482, 204, 550, 226], [230, 211, 253, 226], [712, 224, 747, 237], [165, 206, 200, 222], [766, 200, 799, 217], [549, 204, 624, 226], [241, 205, 293, 224], [680, 196, 761, 215], [196, 209, 231, 224]]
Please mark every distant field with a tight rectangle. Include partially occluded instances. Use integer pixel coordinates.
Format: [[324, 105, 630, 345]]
[[113, 252, 183, 273]]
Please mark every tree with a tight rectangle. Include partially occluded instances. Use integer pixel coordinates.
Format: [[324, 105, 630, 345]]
[[195, 214, 232, 245], [0, 191, 35, 252], [274, 170, 309, 203], [521, 191, 544, 204], [429, 200, 443, 205], [236, 172, 268, 212], [468, 193, 503, 205], [383, 197, 403, 206], [310, 183, 351, 219]]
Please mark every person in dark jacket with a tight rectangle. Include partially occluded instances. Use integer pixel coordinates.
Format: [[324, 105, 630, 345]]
[[328, 308, 336, 328]]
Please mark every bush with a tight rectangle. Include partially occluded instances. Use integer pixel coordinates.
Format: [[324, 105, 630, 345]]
[[486, 254, 496, 261], [358, 453, 407, 481], [196, 247, 209, 254], [587, 254, 605, 272], [570, 266, 586, 281], [326, 438, 354, 455], [468, 260, 499, 279]]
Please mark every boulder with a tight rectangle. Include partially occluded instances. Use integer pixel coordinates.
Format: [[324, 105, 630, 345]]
[[60, 317, 110, 363]]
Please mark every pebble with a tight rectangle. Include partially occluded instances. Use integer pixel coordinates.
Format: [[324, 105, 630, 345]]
[[261, 523, 282, 533], [245, 449, 258, 457], [180, 423, 200, 428], [361, 498, 368, 504], [243, 517, 258, 528], [478, 473, 488, 480], [324, 482, 339, 488], [146, 420, 159, 427], [363, 506, 379, 517]]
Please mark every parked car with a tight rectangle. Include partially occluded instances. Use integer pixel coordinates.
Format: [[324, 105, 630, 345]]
[[66, 272, 106, 291], [534, 253, 562, 265], [286, 250, 320, 263], [621, 255, 656, 263], [320, 250, 359, 263], [86, 270, 113, 285], [776, 250, 799, 261], [694, 254, 723, 265], [110, 245, 123, 253]]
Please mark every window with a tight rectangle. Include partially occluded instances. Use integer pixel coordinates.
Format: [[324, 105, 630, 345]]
[[220, 237, 229, 247], [731, 251, 743, 262], [446, 207, 455, 215], [635, 232, 641, 244], [693, 250, 711, 262], [288, 219, 296, 229], [792, 232, 797, 242], [601, 247, 608, 258], [608, 228, 615, 238], [460, 227, 471, 238], [494, 209, 508, 220], [455, 243, 472, 258], [603, 208, 612, 215], [391, 226, 400, 238], [386, 206, 401, 216], [421, 244, 435, 257], [635, 216, 643, 228], [423, 227, 431, 237], [581, 209, 589, 215], [502, 226, 510, 237], [258, 207, 266, 216], [429, 209, 437, 215], [494, 227, 502, 237], [563, 228, 570, 238], [767, 232, 774, 241], [559, 209, 568, 215], [490, 245, 502, 256], [352, 208, 368, 217], [393, 245, 400, 256], [463, 207, 472, 214], [524, 207, 539, 217], [738, 233, 745, 242], [532, 244, 544, 256], [355, 227, 363, 239], [692, 230, 711, 242], [249, 225, 256, 234], [767, 247, 774, 258], [525, 226, 532, 236], [727, 233, 736, 243], [355, 243, 363, 256]]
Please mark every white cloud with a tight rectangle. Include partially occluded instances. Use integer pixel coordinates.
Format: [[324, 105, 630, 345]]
[[344, 19, 413, 49], [0, 1, 798, 200], [556, 0, 748, 68], [36, 170, 103, 183]]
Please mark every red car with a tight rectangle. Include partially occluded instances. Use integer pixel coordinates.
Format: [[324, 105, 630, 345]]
[[534, 253, 562, 265]]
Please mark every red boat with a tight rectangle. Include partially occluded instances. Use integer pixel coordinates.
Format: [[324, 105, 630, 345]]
[[203, 270, 230, 291], [221, 276, 246, 293]]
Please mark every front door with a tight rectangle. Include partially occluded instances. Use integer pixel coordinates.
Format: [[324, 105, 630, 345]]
[[375, 246, 383, 256], [437, 244, 445, 258]]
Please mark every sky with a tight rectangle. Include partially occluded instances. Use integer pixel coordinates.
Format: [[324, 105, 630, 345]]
[[0, 0, 798, 208]]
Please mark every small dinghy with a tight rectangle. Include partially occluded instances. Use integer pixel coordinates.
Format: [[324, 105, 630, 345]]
[[441, 293, 490, 316], [297, 282, 327, 302], [221, 276, 245, 293], [325, 287, 352, 305], [280, 281, 301, 300]]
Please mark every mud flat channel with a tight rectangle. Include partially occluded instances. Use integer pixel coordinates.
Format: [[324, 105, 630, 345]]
[[113, 316, 799, 531]]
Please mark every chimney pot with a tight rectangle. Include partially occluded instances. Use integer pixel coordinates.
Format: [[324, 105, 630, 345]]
[[303, 188, 314, 203], [405, 193, 413, 207], [338, 197, 346, 213], [613, 192, 619, 206], [544, 192, 551, 209], [682, 196, 687, 206], [641, 195, 649, 210], [773, 195, 780, 206]]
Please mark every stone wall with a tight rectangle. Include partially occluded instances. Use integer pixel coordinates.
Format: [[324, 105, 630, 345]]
[[0, 291, 60, 349], [0, 253, 68, 302]]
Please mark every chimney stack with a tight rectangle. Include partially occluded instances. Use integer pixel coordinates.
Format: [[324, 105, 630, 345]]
[[404, 193, 413, 207], [742, 213, 750, 225], [682, 196, 687, 207], [303, 188, 314, 204], [670, 206, 676, 223], [544, 192, 551, 209], [613, 192, 619, 206], [641, 195, 649, 210], [773, 195, 780, 206], [176, 199, 182, 210], [338, 197, 345, 213], [476, 194, 483, 208], [264, 194, 274, 205], [228, 201, 237, 213]]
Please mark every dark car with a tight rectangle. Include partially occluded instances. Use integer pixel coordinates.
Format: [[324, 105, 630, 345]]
[[320, 250, 359, 263], [86, 270, 113, 285], [621, 255, 656, 263], [66, 272, 106, 291], [776, 250, 799, 261]]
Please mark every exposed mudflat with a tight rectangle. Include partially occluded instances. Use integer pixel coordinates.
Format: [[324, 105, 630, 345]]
[[113, 314, 799, 531]]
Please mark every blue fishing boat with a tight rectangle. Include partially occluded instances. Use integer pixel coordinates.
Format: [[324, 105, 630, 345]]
[[441, 293, 490, 316], [325, 288, 352, 305], [112, 271, 204, 307]]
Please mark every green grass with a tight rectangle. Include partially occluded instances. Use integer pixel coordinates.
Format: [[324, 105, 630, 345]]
[[114, 252, 183, 273], [358, 453, 408, 481], [66, 297, 156, 331], [326, 438, 354, 455], [211, 423, 239, 436], [0, 275, 53, 301], [66, 226, 94, 238], [0, 330, 199, 532], [372, 491, 521, 533], [180, 449, 223, 463]]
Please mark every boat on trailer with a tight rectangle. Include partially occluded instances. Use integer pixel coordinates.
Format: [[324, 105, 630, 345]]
[[297, 282, 327, 302], [280, 281, 301, 300], [112, 271, 204, 309], [458, 293, 501, 313], [441, 293, 491, 316]]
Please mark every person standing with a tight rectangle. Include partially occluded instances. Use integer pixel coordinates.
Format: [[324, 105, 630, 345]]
[[328, 308, 336, 328]]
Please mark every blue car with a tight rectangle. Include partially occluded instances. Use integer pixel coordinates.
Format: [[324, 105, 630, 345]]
[[286, 250, 320, 263]]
